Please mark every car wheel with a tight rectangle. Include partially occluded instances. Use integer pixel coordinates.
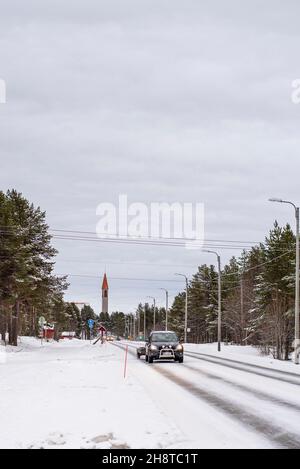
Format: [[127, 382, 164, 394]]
[[137, 353, 141, 359], [178, 357, 184, 363], [148, 356, 154, 364]]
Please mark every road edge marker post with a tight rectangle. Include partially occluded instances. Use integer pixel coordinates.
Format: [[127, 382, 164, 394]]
[[124, 345, 128, 379]]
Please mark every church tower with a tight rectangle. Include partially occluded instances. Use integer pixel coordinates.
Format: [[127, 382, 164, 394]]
[[102, 273, 109, 314]]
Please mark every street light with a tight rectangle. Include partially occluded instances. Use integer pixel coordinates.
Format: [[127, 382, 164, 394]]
[[203, 250, 222, 352], [174, 273, 188, 343], [147, 296, 156, 331], [159, 288, 169, 331], [269, 198, 300, 364]]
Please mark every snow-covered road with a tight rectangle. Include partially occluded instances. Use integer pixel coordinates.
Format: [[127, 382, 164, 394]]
[[1, 338, 300, 449], [115, 341, 300, 449]]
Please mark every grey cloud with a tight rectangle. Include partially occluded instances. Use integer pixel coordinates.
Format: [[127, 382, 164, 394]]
[[1, 0, 300, 311]]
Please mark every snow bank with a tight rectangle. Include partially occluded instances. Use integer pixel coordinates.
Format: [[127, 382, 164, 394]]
[[0, 338, 182, 449], [0, 345, 6, 364], [185, 342, 300, 375]]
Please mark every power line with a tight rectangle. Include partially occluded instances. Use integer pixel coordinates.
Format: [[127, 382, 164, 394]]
[[59, 274, 184, 283], [0, 225, 261, 247], [49, 228, 262, 245], [54, 259, 202, 268], [51, 234, 255, 250], [221, 250, 293, 277], [2, 225, 295, 256]]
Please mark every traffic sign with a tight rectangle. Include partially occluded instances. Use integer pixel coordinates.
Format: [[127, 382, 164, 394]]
[[38, 316, 46, 327], [87, 319, 95, 329]]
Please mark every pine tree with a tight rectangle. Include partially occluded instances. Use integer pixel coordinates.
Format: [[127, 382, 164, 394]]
[[0, 190, 68, 345], [254, 222, 295, 359], [132, 221, 298, 361]]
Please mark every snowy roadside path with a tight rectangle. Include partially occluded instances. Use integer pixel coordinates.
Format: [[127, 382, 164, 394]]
[[117, 342, 300, 449], [0, 338, 183, 449]]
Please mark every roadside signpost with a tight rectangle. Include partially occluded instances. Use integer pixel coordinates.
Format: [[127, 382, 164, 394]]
[[93, 325, 107, 345], [87, 319, 95, 343], [38, 316, 46, 328], [87, 319, 95, 329], [38, 316, 46, 345]]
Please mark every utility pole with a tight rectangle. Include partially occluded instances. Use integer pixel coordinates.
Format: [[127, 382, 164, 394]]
[[133, 314, 136, 340], [175, 274, 188, 343], [240, 274, 244, 345], [160, 288, 169, 331], [295, 207, 299, 364], [269, 198, 300, 364], [217, 255, 222, 352], [147, 297, 156, 331], [203, 250, 222, 352], [240, 255, 247, 346], [124, 316, 129, 338]]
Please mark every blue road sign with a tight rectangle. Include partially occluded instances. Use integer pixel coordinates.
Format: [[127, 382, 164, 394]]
[[87, 319, 95, 329]]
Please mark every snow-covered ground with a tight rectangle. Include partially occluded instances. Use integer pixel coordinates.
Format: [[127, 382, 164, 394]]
[[185, 343, 300, 375], [0, 338, 182, 449], [1, 338, 300, 449], [0, 344, 6, 364]]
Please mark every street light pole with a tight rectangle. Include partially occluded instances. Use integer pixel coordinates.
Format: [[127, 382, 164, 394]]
[[240, 256, 247, 345], [160, 288, 169, 331], [133, 314, 136, 340], [147, 296, 156, 331], [240, 273, 245, 344], [203, 250, 222, 352], [175, 274, 188, 343], [296, 207, 299, 363], [269, 198, 300, 364]]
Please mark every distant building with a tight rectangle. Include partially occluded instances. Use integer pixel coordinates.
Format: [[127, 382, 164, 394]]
[[102, 273, 109, 314], [60, 331, 76, 340], [73, 302, 90, 312]]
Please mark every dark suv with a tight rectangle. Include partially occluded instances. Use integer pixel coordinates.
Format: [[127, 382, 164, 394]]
[[137, 331, 184, 363]]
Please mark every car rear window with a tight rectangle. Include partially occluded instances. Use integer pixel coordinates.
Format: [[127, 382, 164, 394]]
[[151, 333, 178, 342]]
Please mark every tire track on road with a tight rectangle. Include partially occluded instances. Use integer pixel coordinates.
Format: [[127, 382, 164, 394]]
[[184, 363, 300, 413], [112, 342, 300, 449], [185, 351, 300, 386]]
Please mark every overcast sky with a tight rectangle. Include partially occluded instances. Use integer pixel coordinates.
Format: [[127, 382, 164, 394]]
[[1, 0, 300, 315]]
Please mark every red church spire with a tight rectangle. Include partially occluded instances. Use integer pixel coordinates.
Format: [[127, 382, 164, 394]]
[[101, 273, 109, 314], [102, 273, 109, 290]]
